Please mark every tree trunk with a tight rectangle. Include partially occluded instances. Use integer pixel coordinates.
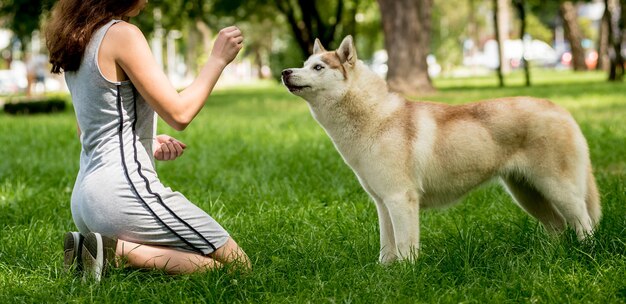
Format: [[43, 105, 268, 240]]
[[597, 3, 610, 71], [596, 4, 609, 71], [196, 20, 213, 55], [253, 47, 265, 79], [497, 0, 511, 73], [185, 23, 199, 77], [514, 0, 530, 86], [615, 0, 626, 81], [559, 1, 587, 71], [467, 0, 479, 57], [377, 0, 434, 95], [607, 0, 625, 80], [493, 0, 505, 87]]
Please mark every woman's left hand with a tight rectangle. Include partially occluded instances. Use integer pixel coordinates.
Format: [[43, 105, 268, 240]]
[[154, 134, 187, 161]]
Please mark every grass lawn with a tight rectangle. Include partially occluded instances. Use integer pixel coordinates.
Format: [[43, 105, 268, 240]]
[[1, 70, 624, 303]]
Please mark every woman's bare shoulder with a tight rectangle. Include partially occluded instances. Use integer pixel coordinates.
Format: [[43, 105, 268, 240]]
[[107, 21, 146, 45], [102, 21, 151, 64]]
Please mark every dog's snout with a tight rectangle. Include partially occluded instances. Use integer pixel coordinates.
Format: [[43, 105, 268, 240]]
[[282, 69, 293, 77]]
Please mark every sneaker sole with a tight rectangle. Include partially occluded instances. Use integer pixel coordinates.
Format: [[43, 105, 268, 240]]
[[63, 232, 83, 273]]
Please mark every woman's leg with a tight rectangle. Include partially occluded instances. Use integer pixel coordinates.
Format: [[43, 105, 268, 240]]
[[209, 238, 251, 269], [116, 237, 250, 274]]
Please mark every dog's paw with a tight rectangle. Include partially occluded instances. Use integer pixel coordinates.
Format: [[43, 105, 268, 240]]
[[378, 253, 398, 265]]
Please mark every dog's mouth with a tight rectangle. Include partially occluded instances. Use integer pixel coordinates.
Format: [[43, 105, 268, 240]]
[[286, 84, 311, 92], [282, 77, 311, 93]]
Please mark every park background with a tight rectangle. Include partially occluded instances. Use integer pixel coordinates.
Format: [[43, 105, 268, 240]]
[[1, 0, 625, 303]]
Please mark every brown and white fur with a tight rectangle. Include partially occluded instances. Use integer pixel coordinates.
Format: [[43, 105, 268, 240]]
[[281, 36, 601, 264]]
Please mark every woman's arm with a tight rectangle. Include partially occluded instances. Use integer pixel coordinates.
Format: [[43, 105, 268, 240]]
[[106, 23, 242, 131]]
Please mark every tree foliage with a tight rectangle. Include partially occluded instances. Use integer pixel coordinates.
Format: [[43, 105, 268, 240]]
[[0, 0, 55, 49], [209, 0, 366, 59], [431, 0, 468, 71], [2, 0, 620, 83]]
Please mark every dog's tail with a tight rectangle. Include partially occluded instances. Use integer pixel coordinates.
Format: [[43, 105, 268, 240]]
[[585, 165, 601, 228]]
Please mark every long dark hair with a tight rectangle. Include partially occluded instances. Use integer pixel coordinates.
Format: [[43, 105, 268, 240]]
[[46, 0, 139, 74]]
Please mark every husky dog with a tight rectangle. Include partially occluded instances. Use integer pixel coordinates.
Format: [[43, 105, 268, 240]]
[[281, 36, 600, 264]]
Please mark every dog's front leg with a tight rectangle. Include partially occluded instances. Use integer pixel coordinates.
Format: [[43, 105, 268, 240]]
[[383, 190, 420, 262], [357, 177, 398, 264], [373, 197, 398, 264]]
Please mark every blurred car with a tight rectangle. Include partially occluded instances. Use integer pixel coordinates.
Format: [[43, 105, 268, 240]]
[[476, 39, 559, 69]]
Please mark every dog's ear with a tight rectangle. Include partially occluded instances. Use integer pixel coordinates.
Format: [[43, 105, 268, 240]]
[[313, 38, 326, 55], [336, 35, 357, 66]]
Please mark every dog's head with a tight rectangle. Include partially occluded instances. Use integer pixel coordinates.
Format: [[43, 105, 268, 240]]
[[281, 35, 358, 101]]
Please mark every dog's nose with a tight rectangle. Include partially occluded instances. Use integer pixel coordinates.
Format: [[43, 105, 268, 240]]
[[282, 69, 293, 77]]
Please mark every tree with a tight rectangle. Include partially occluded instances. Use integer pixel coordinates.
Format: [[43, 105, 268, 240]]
[[605, 0, 625, 81], [133, 0, 220, 79], [0, 0, 55, 51], [493, 0, 505, 87], [137, 0, 286, 79], [597, 1, 610, 71], [272, 0, 361, 58], [467, 0, 479, 58], [559, 1, 587, 71], [377, 0, 434, 95], [209, 0, 373, 79], [431, 0, 471, 74], [620, 0, 626, 79], [513, 0, 531, 86]]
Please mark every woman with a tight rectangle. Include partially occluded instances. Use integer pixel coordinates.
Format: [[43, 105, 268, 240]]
[[46, 0, 250, 280]]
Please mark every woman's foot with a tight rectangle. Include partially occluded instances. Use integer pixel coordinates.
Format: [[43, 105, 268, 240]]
[[63, 232, 84, 273], [81, 232, 117, 282]]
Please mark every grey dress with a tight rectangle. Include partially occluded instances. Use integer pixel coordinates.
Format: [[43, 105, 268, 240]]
[[65, 20, 229, 255]]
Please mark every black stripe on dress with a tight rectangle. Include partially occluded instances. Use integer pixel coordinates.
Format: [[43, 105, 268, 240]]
[[129, 86, 217, 252], [115, 84, 209, 255]]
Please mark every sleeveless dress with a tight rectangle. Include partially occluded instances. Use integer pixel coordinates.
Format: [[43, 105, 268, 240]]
[[65, 20, 229, 255]]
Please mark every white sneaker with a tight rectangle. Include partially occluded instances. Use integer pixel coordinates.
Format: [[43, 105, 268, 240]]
[[81, 232, 117, 282]]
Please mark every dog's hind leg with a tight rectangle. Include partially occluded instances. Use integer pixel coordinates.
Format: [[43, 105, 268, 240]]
[[537, 180, 594, 240], [501, 176, 566, 234], [584, 165, 601, 227]]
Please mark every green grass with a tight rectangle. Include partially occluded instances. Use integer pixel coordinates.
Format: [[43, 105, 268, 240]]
[[1, 71, 625, 303]]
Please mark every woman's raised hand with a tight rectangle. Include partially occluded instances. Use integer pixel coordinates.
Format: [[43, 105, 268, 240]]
[[210, 26, 243, 67]]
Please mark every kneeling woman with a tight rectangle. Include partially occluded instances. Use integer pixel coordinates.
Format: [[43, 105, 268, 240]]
[[46, 0, 250, 280]]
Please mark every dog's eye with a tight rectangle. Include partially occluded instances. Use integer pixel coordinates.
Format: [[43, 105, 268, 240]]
[[313, 64, 324, 71]]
